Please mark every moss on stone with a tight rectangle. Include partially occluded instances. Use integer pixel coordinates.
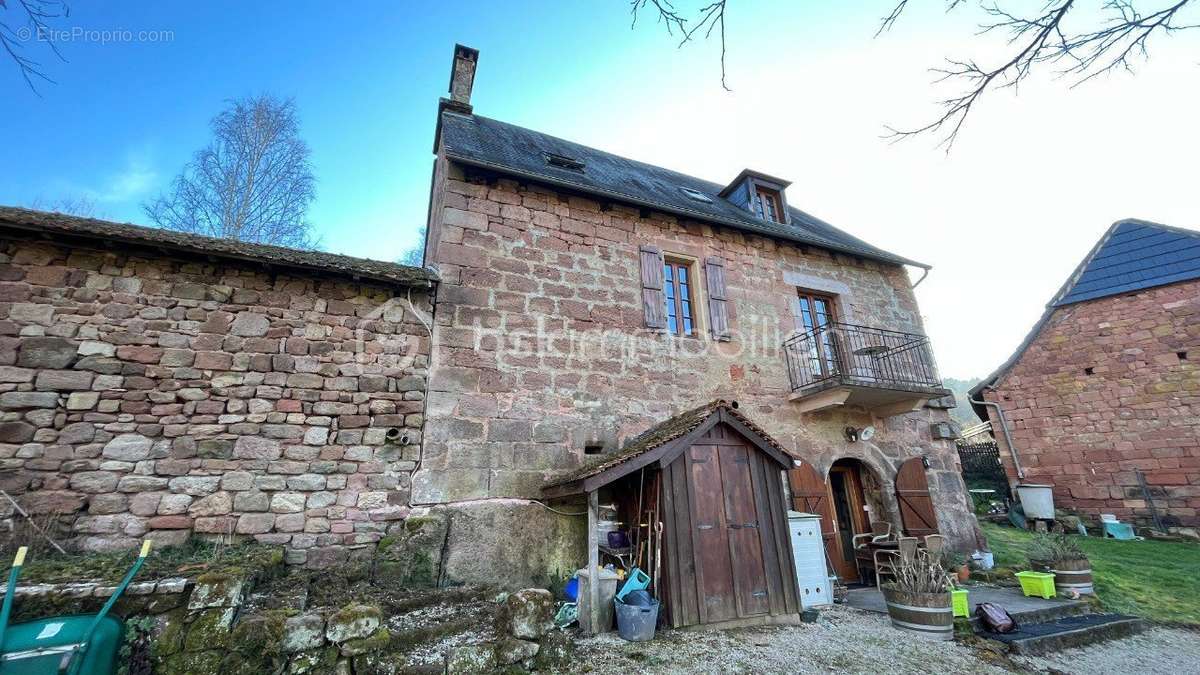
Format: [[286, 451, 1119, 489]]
[[158, 649, 224, 675], [230, 609, 292, 658], [19, 538, 283, 585], [289, 646, 340, 674], [339, 627, 392, 656], [150, 608, 187, 659], [183, 607, 234, 651]]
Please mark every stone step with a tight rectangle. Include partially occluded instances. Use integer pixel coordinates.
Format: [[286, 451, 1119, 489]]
[[967, 594, 1091, 632], [981, 613, 1146, 656]]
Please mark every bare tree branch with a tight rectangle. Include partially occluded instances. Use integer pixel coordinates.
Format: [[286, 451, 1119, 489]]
[[144, 94, 319, 249], [0, 0, 68, 93], [631, 0, 731, 90], [628, 1, 1199, 150]]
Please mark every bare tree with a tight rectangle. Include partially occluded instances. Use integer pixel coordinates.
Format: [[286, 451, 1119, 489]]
[[1, 0, 69, 91], [28, 194, 101, 218], [629, 1, 1200, 149], [145, 94, 318, 249], [398, 226, 426, 267]]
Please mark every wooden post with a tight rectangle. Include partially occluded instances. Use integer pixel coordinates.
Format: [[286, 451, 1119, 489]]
[[587, 489, 600, 635]]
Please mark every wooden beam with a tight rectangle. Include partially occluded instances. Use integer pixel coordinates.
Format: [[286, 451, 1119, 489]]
[[718, 409, 793, 469], [789, 386, 851, 413], [586, 490, 601, 635], [541, 480, 585, 500]]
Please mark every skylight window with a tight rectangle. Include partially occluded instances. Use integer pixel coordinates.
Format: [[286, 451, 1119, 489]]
[[679, 187, 713, 203], [543, 152, 585, 171]]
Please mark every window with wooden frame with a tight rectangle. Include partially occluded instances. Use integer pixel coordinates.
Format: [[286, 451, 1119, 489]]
[[796, 291, 839, 378], [663, 258, 697, 337], [754, 187, 783, 223]]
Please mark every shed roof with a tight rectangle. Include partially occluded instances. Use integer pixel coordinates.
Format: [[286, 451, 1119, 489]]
[[969, 218, 1200, 418], [440, 112, 929, 269], [0, 207, 436, 287], [544, 400, 792, 496]]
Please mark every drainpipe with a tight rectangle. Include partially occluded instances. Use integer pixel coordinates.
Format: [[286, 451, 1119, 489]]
[[969, 393, 1025, 479], [910, 266, 930, 289]]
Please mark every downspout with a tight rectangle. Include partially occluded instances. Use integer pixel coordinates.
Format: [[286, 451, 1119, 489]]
[[969, 392, 1025, 479], [910, 266, 930, 289]]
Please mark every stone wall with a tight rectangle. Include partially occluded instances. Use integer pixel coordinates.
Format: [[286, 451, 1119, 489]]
[[0, 236, 432, 566], [980, 281, 1200, 528], [416, 161, 977, 557]]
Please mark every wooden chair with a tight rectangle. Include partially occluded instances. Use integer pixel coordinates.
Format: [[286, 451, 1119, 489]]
[[874, 536, 920, 585], [852, 521, 892, 549]]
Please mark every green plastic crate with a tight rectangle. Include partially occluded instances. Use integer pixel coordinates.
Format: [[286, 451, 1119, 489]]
[[951, 588, 969, 617], [1015, 571, 1056, 599]]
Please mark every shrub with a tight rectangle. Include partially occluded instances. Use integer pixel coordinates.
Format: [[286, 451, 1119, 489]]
[[885, 549, 949, 594], [1027, 533, 1086, 563]]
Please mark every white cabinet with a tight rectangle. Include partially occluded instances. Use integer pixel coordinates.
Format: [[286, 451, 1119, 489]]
[[787, 511, 833, 609]]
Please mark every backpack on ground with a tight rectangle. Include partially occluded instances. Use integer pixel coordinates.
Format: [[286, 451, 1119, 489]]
[[975, 602, 1018, 633]]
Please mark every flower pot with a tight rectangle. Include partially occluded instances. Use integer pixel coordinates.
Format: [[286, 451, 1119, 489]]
[[880, 586, 953, 641], [956, 564, 970, 582], [1051, 558, 1093, 595]]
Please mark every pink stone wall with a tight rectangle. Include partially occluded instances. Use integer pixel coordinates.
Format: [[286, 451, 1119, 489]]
[[417, 161, 978, 551], [981, 281, 1200, 528], [0, 237, 432, 567]]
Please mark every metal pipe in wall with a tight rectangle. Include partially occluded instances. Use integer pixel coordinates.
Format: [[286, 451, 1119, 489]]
[[969, 393, 1025, 479]]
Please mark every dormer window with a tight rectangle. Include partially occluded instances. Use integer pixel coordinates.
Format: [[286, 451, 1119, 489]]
[[754, 187, 783, 223], [719, 169, 792, 225]]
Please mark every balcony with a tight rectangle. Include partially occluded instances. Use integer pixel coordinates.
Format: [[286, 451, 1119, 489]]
[[782, 322, 950, 416]]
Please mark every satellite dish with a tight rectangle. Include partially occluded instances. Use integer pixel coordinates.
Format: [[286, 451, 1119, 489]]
[[860, 426, 876, 441]]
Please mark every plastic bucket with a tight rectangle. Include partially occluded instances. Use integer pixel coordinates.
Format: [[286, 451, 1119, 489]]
[[615, 598, 659, 642]]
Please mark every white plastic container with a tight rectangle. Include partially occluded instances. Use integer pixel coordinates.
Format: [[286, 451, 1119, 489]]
[[1016, 484, 1055, 519]]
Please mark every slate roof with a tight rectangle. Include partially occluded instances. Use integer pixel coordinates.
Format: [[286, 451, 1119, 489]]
[[440, 112, 929, 269], [1054, 219, 1200, 306], [0, 207, 436, 287], [545, 399, 789, 488], [969, 218, 1200, 418]]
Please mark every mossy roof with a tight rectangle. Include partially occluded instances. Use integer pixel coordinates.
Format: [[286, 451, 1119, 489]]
[[0, 206, 436, 287], [546, 399, 790, 488]]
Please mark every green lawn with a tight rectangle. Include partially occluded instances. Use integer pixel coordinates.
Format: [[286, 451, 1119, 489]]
[[981, 523, 1200, 625]]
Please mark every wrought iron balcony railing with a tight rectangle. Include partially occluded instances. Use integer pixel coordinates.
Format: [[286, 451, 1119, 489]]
[[782, 322, 943, 393]]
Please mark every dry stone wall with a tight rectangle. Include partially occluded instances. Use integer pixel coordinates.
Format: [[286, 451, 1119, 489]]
[[0, 237, 432, 567]]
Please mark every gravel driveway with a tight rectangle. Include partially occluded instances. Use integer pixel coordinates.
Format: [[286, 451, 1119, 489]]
[[1012, 626, 1200, 675], [568, 605, 1008, 674]]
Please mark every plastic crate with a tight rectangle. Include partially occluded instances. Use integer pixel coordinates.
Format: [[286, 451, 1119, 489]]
[[951, 588, 969, 617], [1015, 571, 1056, 599]]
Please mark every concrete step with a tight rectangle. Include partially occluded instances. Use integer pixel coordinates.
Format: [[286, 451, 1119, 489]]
[[967, 593, 1091, 632], [981, 613, 1146, 656]]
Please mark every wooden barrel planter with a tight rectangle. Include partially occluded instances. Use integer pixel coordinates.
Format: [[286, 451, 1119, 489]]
[[1052, 558, 1094, 595], [880, 587, 954, 641]]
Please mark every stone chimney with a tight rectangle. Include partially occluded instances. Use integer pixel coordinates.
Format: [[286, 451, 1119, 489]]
[[447, 44, 479, 110]]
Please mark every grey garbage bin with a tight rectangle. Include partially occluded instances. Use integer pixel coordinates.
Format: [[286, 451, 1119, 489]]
[[615, 598, 659, 641]]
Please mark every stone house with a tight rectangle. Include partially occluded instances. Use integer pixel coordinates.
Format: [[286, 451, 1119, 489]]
[[1, 45, 978, 593], [418, 45, 976, 590], [970, 219, 1200, 532], [0, 208, 435, 568]]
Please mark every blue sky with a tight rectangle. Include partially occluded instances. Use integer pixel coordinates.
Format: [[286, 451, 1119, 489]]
[[3, 2, 1197, 378]]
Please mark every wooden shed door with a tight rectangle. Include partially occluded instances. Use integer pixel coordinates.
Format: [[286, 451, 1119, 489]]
[[787, 463, 841, 578], [895, 457, 939, 538], [688, 434, 770, 623]]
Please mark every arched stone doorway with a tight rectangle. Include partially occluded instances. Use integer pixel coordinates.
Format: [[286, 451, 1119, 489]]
[[824, 458, 889, 583]]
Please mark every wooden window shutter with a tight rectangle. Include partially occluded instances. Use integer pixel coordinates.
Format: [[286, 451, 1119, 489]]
[[639, 245, 666, 329], [705, 256, 731, 340]]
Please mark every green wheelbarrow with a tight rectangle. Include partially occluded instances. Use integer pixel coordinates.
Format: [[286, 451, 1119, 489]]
[[0, 541, 152, 675]]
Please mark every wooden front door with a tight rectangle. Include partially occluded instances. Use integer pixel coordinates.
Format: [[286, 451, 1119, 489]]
[[688, 429, 770, 623], [827, 464, 868, 582]]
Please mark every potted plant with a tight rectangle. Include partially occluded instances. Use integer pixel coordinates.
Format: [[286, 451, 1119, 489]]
[[939, 550, 970, 583], [880, 549, 954, 641], [1027, 533, 1093, 596]]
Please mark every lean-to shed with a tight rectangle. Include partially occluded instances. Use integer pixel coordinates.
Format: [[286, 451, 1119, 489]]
[[545, 400, 802, 630]]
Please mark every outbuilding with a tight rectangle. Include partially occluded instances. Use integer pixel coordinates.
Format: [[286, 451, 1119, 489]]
[[544, 400, 801, 631]]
